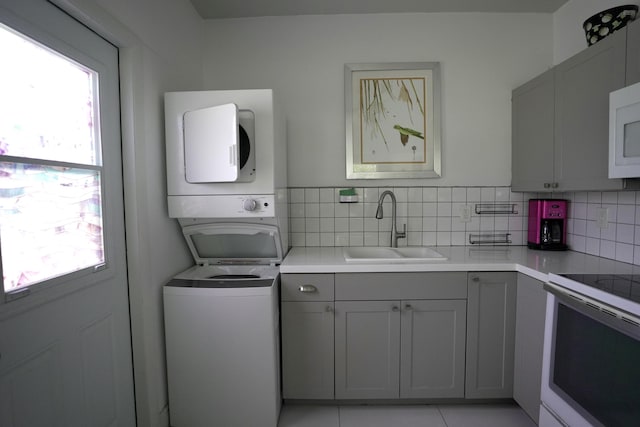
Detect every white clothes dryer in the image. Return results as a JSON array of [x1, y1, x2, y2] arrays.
[[163, 222, 282, 427]]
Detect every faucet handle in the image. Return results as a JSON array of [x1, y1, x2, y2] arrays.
[[398, 223, 407, 238]]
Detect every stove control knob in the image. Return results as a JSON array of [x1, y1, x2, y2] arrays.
[[243, 199, 257, 211]]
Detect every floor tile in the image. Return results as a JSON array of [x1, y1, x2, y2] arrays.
[[437, 403, 536, 427], [339, 405, 447, 427], [278, 405, 339, 427]]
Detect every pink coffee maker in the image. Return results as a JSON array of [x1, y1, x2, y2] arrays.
[[527, 199, 568, 250]]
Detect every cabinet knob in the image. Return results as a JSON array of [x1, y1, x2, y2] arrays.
[[551, 182, 559, 188], [404, 304, 413, 311], [392, 306, 400, 312], [472, 276, 480, 282], [298, 285, 318, 293], [325, 305, 333, 313], [544, 183, 551, 188]]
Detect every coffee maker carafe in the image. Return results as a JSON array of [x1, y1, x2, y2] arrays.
[[527, 199, 568, 250]]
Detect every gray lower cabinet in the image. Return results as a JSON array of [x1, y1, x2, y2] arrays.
[[334, 300, 400, 399], [281, 274, 335, 399], [334, 299, 467, 400], [465, 272, 517, 399], [281, 301, 334, 399], [334, 272, 468, 400], [513, 274, 548, 424], [400, 299, 467, 398]]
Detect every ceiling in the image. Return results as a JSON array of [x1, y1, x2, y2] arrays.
[[189, 0, 570, 19]]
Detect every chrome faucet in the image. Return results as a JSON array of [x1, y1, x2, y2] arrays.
[[375, 190, 407, 248]]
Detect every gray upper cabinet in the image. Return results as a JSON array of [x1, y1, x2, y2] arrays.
[[627, 19, 640, 85], [512, 69, 555, 191], [465, 272, 517, 399], [554, 28, 626, 191], [512, 28, 626, 192]]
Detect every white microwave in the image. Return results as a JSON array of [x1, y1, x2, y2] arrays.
[[609, 81, 640, 178]]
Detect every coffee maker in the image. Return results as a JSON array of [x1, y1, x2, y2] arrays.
[[527, 199, 568, 250]]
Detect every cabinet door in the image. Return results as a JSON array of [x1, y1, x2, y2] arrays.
[[400, 299, 466, 398], [466, 272, 517, 399], [335, 301, 400, 399], [513, 274, 548, 424], [511, 69, 555, 191], [627, 19, 640, 85], [281, 301, 334, 399], [554, 29, 626, 191]]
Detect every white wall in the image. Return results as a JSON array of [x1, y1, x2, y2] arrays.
[[202, 13, 553, 188], [52, 1, 203, 426], [554, 0, 640, 64]]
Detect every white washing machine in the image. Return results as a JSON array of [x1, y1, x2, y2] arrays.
[[163, 222, 283, 427]]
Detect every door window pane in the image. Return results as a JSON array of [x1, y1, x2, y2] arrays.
[[0, 24, 99, 165], [0, 24, 104, 295]]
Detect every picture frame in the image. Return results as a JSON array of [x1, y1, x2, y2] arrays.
[[345, 62, 442, 179]]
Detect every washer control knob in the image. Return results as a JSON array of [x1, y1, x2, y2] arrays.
[[243, 199, 257, 211]]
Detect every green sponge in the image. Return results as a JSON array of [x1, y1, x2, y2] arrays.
[[339, 188, 358, 203]]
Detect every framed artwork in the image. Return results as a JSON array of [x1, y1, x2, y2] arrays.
[[345, 62, 441, 179]]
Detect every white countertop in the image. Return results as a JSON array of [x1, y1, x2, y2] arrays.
[[280, 246, 639, 282]]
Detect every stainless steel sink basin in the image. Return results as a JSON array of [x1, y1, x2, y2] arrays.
[[343, 246, 447, 262]]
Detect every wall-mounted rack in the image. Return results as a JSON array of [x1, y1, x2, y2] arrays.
[[474, 203, 518, 215], [469, 233, 512, 245]]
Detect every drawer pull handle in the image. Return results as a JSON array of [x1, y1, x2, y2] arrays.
[[298, 285, 318, 293]]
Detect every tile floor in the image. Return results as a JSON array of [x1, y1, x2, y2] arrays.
[[278, 403, 536, 427]]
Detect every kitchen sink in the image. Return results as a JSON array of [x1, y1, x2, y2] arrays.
[[343, 246, 447, 262]]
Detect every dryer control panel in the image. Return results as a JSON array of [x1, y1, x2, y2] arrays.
[[168, 194, 276, 218]]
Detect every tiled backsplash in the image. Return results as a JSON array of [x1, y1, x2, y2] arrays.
[[563, 191, 640, 265], [288, 186, 531, 248], [288, 187, 640, 266]]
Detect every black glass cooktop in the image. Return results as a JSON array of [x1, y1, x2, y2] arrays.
[[561, 274, 640, 304]]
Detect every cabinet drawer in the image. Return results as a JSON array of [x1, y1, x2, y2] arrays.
[[335, 272, 467, 300], [281, 273, 334, 301]]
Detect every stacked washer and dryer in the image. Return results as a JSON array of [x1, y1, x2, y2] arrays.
[[162, 89, 288, 427]]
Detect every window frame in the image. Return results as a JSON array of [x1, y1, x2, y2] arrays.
[[0, 14, 120, 308]]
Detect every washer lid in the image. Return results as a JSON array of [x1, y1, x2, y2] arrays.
[[182, 222, 283, 265]]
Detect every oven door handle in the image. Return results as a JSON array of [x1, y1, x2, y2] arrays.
[[544, 282, 640, 339]]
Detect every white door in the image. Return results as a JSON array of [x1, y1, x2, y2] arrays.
[[0, 1, 135, 426]]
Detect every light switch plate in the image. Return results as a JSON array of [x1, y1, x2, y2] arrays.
[[459, 205, 472, 223]]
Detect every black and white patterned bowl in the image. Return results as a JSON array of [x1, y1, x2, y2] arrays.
[[583, 5, 638, 46]]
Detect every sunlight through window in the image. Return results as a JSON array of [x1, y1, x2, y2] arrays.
[[0, 24, 105, 293]]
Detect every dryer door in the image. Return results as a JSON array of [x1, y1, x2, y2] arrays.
[[183, 102, 239, 183]]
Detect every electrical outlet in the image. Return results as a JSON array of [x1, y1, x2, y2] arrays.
[[596, 207, 609, 229], [459, 205, 472, 223]]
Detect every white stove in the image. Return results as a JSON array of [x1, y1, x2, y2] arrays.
[[540, 273, 640, 427]]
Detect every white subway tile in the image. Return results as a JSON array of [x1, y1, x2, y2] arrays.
[[304, 188, 320, 203], [320, 188, 334, 203]]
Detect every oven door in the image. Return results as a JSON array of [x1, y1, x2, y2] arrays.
[[541, 283, 640, 427]]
